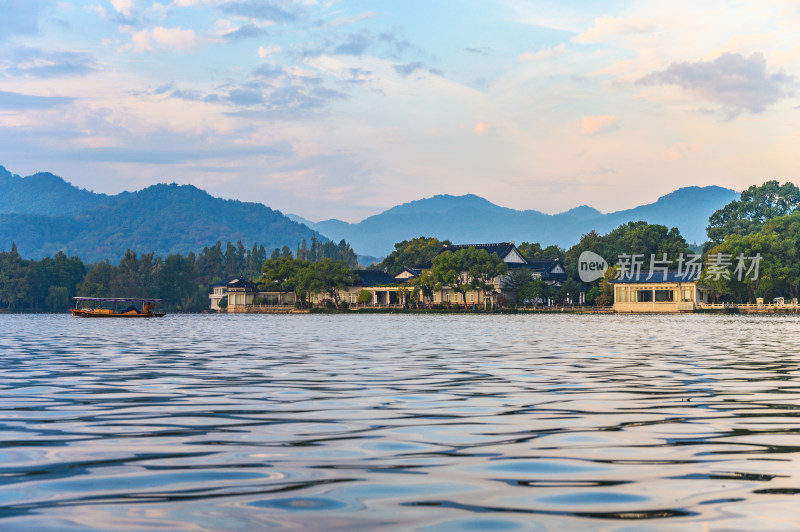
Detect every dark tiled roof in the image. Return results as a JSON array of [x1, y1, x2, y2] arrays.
[[212, 276, 242, 287], [213, 276, 257, 289], [227, 277, 257, 289], [507, 260, 566, 279], [354, 270, 401, 287], [610, 270, 702, 284], [526, 259, 561, 270], [440, 242, 520, 261]]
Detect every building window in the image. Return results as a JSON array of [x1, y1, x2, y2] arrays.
[[654, 289, 674, 302], [636, 290, 653, 302], [616, 288, 627, 302], [682, 288, 693, 302]]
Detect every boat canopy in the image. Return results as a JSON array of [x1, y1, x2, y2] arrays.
[[73, 297, 163, 302]]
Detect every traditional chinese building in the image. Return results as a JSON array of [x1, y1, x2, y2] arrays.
[[611, 271, 708, 312], [211, 242, 578, 311], [209, 277, 259, 312], [401, 242, 572, 306], [308, 270, 406, 306]]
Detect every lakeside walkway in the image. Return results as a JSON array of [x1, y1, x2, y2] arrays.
[[225, 305, 616, 314], [223, 303, 800, 314], [696, 302, 800, 313]]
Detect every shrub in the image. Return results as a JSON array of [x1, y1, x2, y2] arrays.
[[357, 289, 372, 304]]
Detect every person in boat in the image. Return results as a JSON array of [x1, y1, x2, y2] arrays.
[[122, 305, 139, 313], [143, 302, 154, 314]]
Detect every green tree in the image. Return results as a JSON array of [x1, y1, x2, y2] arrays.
[[466, 248, 508, 308], [517, 242, 542, 261], [297, 239, 309, 261], [155, 253, 200, 310], [585, 285, 600, 305], [197, 241, 224, 284], [503, 268, 534, 305], [557, 278, 581, 305], [594, 268, 616, 307], [707, 181, 800, 244], [0, 243, 31, 309], [32, 251, 87, 310], [45, 286, 69, 311], [516, 279, 551, 306], [430, 250, 471, 308], [224, 241, 239, 276], [704, 212, 800, 303], [564, 223, 689, 282], [519, 242, 565, 262], [109, 249, 149, 298], [429, 247, 506, 308], [357, 289, 372, 304], [380, 237, 448, 276], [407, 270, 437, 308], [396, 285, 412, 307], [78, 261, 115, 298], [269, 258, 356, 308], [334, 239, 358, 268], [260, 257, 307, 293], [311, 259, 357, 309]]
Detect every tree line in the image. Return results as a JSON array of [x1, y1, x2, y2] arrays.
[[258, 257, 357, 309], [2, 179, 798, 311], [256, 245, 511, 309], [290, 237, 358, 267], [0, 243, 86, 311], [375, 180, 800, 306], [0, 238, 358, 312], [569, 180, 800, 305], [373, 224, 687, 307], [702, 181, 800, 302]]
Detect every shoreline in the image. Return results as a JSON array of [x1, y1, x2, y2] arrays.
[[5, 306, 800, 315]]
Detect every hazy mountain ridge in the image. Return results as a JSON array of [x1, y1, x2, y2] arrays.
[[307, 186, 739, 256], [0, 165, 739, 262], [559, 205, 603, 221], [0, 169, 324, 262]]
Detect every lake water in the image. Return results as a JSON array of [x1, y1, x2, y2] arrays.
[[1, 313, 799, 531]]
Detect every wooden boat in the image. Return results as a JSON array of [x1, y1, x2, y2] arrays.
[[71, 297, 166, 318]]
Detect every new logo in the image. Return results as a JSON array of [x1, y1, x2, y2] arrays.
[[578, 251, 608, 282]]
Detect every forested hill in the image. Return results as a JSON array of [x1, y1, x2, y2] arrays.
[[0, 165, 108, 215], [0, 168, 323, 263]]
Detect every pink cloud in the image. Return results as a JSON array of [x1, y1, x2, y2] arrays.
[[576, 115, 621, 136]]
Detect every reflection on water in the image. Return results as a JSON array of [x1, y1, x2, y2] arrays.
[[1, 313, 799, 530]]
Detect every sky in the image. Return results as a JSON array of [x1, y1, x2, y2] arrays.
[[1, 0, 799, 222]]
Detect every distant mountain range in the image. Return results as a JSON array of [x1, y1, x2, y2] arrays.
[[0, 165, 323, 262], [292, 186, 740, 257], [1, 164, 740, 263]]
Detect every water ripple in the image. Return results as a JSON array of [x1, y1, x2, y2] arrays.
[[1, 313, 800, 530]]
